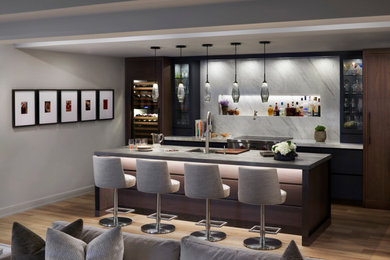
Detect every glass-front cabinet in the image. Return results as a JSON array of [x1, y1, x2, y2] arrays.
[[341, 56, 363, 143]]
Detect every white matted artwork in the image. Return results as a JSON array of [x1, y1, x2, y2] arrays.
[[80, 90, 97, 121], [38, 90, 58, 125], [98, 90, 114, 120], [60, 90, 78, 123], [12, 90, 36, 127]]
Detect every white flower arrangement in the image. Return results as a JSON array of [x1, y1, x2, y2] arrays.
[[272, 141, 297, 156]]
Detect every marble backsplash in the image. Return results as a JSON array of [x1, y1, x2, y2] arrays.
[[199, 56, 340, 142]]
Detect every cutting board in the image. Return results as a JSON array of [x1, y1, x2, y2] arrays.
[[215, 149, 249, 154]]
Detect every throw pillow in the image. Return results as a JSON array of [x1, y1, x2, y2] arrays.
[[281, 240, 304, 260], [11, 219, 83, 260], [45, 226, 124, 260]]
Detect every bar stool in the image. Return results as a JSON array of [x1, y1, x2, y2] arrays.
[[92, 155, 136, 227], [238, 167, 287, 250], [184, 163, 230, 242], [136, 159, 180, 234]]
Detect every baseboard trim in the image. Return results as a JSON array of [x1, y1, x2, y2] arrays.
[[0, 185, 94, 218]]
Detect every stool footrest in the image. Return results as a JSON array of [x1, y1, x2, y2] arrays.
[[147, 213, 177, 221], [196, 219, 227, 228], [105, 207, 135, 214], [248, 225, 281, 235]]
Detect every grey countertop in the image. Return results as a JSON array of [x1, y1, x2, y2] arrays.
[[95, 145, 331, 170], [164, 136, 363, 150]]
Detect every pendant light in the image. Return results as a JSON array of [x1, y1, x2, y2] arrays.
[[202, 44, 213, 102], [231, 42, 241, 103], [176, 45, 186, 103], [151, 46, 160, 102], [259, 41, 271, 103]]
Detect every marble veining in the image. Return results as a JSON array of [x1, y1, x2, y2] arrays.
[[200, 56, 340, 142]]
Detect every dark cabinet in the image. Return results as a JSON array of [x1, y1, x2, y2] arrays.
[[172, 60, 200, 136], [340, 55, 363, 144]]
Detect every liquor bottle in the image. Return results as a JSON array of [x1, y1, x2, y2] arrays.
[[280, 102, 285, 116], [274, 103, 280, 116], [291, 101, 295, 116], [296, 101, 300, 115], [308, 96, 312, 116], [302, 96, 309, 116], [267, 105, 274, 116], [317, 98, 321, 117], [313, 97, 318, 116], [286, 103, 290, 116]]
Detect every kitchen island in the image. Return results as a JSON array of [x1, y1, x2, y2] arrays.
[[94, 145, 331, 246]]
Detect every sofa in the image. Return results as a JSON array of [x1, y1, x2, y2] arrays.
[[50, 221, 320, 260]]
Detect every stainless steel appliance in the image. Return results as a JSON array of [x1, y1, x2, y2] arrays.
[[227, 136, 292, 150]]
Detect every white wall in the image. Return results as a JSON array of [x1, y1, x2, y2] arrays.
[[0, 45, 125, 217]]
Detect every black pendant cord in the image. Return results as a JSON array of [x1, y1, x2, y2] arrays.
[[263, 43, 266, 83], [234, 44, 237, 83], [206, 46, 209, 83], [154, 48, 157, 83]]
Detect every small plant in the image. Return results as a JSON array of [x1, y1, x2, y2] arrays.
[[218, 100, 229, 107], [315, 125, 326, 131], [272, 141, 297, 156]]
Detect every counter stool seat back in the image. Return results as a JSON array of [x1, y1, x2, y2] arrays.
[[136, 159, 177, 194], [92, 155, 136, 227], [184, 163, 226, 200], [238, 167, 287, 251], [136, 159, 180, 234], [238, 168, 286, 206]]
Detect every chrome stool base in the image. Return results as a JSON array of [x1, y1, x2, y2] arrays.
[[243, 237, 282, 250], [190, 230, 226, 242], [99, 217, 132, 227], [141, 223, 176, 234]]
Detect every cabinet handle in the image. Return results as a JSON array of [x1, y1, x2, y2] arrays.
[[368, 112, 371, 145]]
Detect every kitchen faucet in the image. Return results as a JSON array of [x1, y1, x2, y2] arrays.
[[205, 111, 212, 153]]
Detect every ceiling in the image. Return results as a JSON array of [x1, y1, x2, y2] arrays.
[[14, 18, 390, 57]]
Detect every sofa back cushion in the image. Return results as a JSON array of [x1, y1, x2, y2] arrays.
[[52, 221, 180, 260]]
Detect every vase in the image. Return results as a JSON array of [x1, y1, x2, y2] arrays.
[[221, 106, 228, 115], [314, 131, 326, 142], [274, 152, 296, 161]]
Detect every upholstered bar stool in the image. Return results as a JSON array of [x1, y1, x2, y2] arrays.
[[136, 159, 180, 234], [184, 163, 230, 242], [93, 155, 136, 227], [238, 167, 287, 250]]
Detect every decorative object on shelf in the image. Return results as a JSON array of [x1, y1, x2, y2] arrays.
[[219, 100, 229, 115], [231, 42, 241, 103], [98, 89, 114, 120], [12, 89, 37, 127], [80, 89, 97, 122], [176, 45, 186, 103], [272, 141, 297, 161], [151, 46, 160, 103], [259, 41, 271, 103], [314, 125, 327, 142], [202, 43, 213, 102], [60, 89, 79, 123], [38, 89, 58, 125]]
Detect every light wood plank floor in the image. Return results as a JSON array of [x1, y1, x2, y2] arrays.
[[0, 193, 389, 260]]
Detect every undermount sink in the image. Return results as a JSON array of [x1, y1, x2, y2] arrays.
[[186, 148, 219, 153]]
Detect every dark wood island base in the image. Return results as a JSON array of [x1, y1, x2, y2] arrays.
[[94, 146, 331, 246]]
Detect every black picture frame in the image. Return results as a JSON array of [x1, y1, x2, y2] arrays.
[[98, 89, 115, 120], [59, 89, 79, 123], [79, 89, 97, 122], [12, 89, 37, 127], [37, 89, 58, 125]]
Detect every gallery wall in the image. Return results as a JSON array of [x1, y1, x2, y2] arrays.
[[0, 45, 125, 217]]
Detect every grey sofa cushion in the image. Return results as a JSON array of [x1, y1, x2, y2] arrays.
[[45, 226, 123, 260], [12, 219, 83, 260], [180, 236, 281, 260], [52, 221, 181, 260]]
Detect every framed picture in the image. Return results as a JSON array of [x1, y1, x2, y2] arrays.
[[12, 90, 37, 127], [38, 90, 58, 125], [80, 90, 97, 121], [98, 89, 114, 120], [60, 90, 79, 123]]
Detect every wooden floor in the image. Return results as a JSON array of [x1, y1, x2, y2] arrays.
[[0, 193, 389, 260]]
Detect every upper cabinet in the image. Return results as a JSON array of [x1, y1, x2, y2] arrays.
[[340, 55, 363, 144], [172, 60, 200, 136]]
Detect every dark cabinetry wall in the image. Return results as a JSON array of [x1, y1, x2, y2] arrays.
[[363, 49, 390, 209], [125, 57, 172, 141]]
